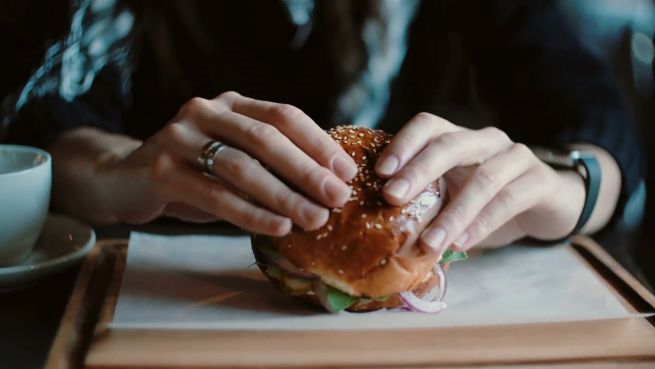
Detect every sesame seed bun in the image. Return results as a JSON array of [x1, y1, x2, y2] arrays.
[[251, 125, 446, 311]]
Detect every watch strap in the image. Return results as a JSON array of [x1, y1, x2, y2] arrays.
[[571, 153, 601, 233]]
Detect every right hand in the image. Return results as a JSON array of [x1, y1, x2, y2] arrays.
[[96, 91, 357, 235]]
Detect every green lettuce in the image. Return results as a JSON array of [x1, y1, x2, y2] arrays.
[[440, 249, 468, 264], [325, 285, 359, 312]]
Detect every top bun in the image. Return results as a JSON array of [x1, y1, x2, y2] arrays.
[[252, 126, 446, 299]]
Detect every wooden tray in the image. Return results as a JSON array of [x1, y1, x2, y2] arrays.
[[44, 236, 655, 369]]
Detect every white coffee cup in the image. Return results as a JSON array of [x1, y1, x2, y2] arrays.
[[0, 145, 51, 266]]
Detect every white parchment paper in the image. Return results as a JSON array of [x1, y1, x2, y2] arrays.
[[111, 232, 638, 330]]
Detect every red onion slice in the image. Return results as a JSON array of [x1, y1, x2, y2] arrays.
[[398, 262, 447, 313]]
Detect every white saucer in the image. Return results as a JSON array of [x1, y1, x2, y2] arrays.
[[0, 213, 96, 292]]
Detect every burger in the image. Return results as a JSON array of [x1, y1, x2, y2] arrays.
[[251, 126, 466, 313]]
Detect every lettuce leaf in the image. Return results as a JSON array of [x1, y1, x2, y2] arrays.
[[325, 285, 358, 312], [265, 265, 282, 280], [440, 249, 468, 265]]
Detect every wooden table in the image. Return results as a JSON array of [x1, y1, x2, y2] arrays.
[[43, 230, 655, 368]]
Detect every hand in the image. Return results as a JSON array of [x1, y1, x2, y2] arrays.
[[374, 113, 586, 256], [95, 92, 357, 235]]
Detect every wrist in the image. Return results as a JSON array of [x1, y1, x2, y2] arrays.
[[51, 128, 141, 225], [552, 168, 586, 237]]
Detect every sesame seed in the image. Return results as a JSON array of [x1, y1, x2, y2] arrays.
[[380, 259, 387, 265], [361, 214, 367, 218], [288, 244, 292, 248], [338, 269, 344, 274], [341, 245, 348, 250], [374, 223, 382, 229], [327, 225, 333, 231]]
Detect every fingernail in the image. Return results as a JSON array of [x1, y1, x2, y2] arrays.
[[453, 231, 469, 249], [271, 217, 292, 236], [421, 227, 447, 253], [384, 178, 410, 200], [377, 155, 399, 176], [333, 155, 358, 181], [301, 205, 329, 230], [324, 177, 351, 204]]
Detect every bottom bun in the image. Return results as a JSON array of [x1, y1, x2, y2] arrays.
[[253, 244, 440, 312]]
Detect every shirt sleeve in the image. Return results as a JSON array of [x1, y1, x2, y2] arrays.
[[466, 0, 645, 227], [2, 0, 136, 149], [4, 64, 128, 149]]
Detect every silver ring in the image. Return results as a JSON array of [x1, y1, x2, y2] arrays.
[[198, 140, 228, 176]]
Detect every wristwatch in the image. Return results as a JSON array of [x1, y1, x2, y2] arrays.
[[532, 147, 602, 235]]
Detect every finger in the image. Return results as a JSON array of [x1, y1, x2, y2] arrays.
[[419, 143, 533, 256], [376, 112, 458, 177], [212, 146, 329, 231], [155, 160, 292, 236], [157, 117, 333, 229], [197, 110, 352, 208], [451, 167, 549, 251], [383, 126, 513, 205], [218, 91, 358, 181], [163, 202, 220, 223], [157, 121, 211, 165]]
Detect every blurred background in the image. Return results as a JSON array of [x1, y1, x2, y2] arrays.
[[0, 0, 654, 287], [558, 0, 655, 289]]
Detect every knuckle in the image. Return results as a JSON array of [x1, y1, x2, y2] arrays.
[[160, 123, 186, 144], [217, 90, 240, 101], [179, 97, 211, 116], [472, 213, 492, 236], [484, 126, 511, 143], [150, 153, 174, 183], [512, 142, 531, 157], [205, 184, 228, 209], [436, 131, 463, 149], [497, 187, 519, 209], [473, 166, 497, 189], [214, 91, 241, 107], [245, 123, 280, 145], [415, 112, 436, 123], [273, 188, 299, 212], [310, 136, 337, 161], [415, 112, 453, 129], [389, 135, 413, 151], [236, 209, 259, 229], [442, 205, 465, 225], [402, 161, 429, 183], [300, 162, 330, 186], [269, 103, 303, 124], [222, 153, 255, 183], [238, 209, 273, 232]]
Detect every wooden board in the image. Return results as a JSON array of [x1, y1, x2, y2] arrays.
[[45, 236, 655, 369]]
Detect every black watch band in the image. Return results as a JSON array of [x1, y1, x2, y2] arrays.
[[570, 152, 601, 234], [532, 148, 602, 236]]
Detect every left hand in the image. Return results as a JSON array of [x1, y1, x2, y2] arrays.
[[374, 113, 586, 257]]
